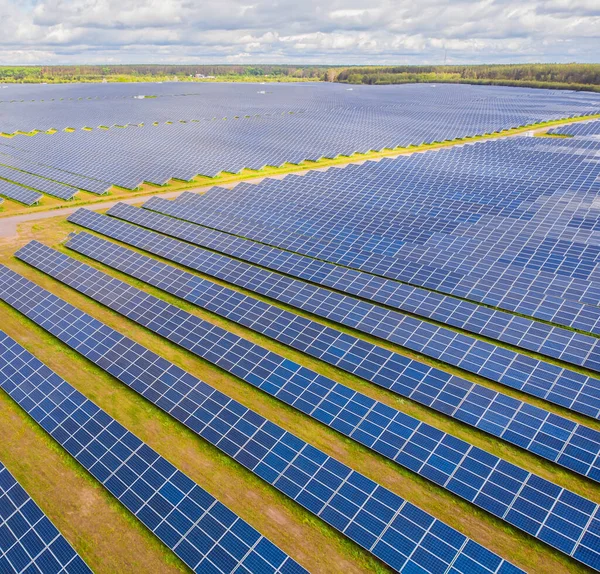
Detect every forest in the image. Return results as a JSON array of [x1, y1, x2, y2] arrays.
[[330, 64, 600, 92]]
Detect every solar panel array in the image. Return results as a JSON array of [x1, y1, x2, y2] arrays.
[[67, 207, 600, 422], [2, 82, 600, 573], [0, 327, 307, 574], [113, 199, 600, 372], [549, 119, 600, 138], [0, 153, 111, 195], [149, 136, 600, 337], [0, 178, 41, 205], [16, 239, 600, 486], [0, 83, 597, 190], [0, 456, 91, 573], [0, 266, 526, 574], [1, 83, 598, 136]]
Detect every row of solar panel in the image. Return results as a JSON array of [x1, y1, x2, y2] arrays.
[[123, 198, 600, 361], [0, 458, 91, 573], [68, 207, 600, 424], [0, 178, 42, 205], [101, 202, 600, 417], [8, 241, 600, 574], [3, 83, 598, 136], [0, 272, 523, 574], [158, 137, 600, 336], [0, 329, 307, 574]]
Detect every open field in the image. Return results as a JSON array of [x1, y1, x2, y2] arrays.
[[2, 82, 600, 574]]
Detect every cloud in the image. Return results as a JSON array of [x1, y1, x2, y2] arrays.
[[0, 0, 597, 64]]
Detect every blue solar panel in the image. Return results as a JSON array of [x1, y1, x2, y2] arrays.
[[118, 199, 600, 371], [0, 275, 525, 574], [8, 242, 598, 572], [148, 136, 600, 336], [0, 458, 91, 573], [59, 228, 600, 483], [67, 207, 600, 422], [0, 330, 306, 574], [0, 178, 42, 205]]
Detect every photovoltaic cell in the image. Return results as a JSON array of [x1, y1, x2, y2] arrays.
[[68, 207, 600, 422], [0, 329, 306, 574], [0, 275, 524, 574], [0, 458, 91, 573], [118, 199, 600, 374], [0, 179, 42, 205]]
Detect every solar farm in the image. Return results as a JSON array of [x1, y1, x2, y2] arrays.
[[1, 82, 600, 574]]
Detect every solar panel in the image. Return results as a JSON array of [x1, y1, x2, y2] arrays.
[[149, 137, 600, 336], [0, 273, 525, 574], [0, 458, 91, 573], [0, 179, 42, 205], [133, 197, 600, 367], [0, 164, 77, 200], [0, 330, 306, 574], [67, 208, 600, 422], [9, 242, 598, 572]]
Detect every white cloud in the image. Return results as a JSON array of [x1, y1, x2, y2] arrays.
[[0, 0, 597, 64]]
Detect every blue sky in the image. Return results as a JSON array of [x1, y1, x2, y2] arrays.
[[0, 0, 598, 65]]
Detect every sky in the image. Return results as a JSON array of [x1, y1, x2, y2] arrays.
[[0, 0, 598, 65]]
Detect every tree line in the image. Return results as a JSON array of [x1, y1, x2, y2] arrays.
[[1, 64, 599, 92], [328, 64, 600, 92]]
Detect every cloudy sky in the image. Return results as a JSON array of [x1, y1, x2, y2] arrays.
[[0, 0, 598, 65]]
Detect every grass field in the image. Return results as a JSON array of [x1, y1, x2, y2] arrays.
[[1, 211, 599, 573]]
